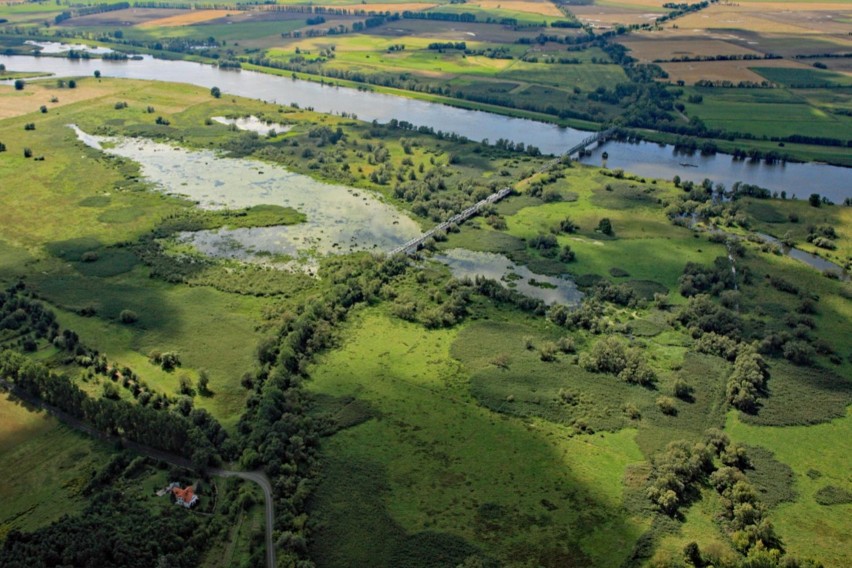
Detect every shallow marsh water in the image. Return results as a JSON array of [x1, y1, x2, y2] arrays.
[[435, 248, 583, 306], [70, 125, 422, 266], [211, 116, 292, 135]]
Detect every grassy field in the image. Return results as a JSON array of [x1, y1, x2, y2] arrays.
[[0, 394, 112, 536], [681, 85, 852, 139], [727, 410, 852, 567], [307, 309, 649, 567]]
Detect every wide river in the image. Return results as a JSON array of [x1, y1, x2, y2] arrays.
[[1, 54, 849, 202]]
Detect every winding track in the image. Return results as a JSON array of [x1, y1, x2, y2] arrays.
[[0, 379, 277, 568]]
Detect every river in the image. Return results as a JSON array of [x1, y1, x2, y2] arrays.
[[1, 53, 849, 202]]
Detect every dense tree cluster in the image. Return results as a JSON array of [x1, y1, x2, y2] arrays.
[[0, 490, 207, 568], [725, 345, 769, 413], [0, 350, 228, 467], [579, 336, 656, 385], [675, 294, 742, 339], [679, 257, 738, 297]]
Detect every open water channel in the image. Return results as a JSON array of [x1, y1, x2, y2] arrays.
[[1, 53, 850, 202]]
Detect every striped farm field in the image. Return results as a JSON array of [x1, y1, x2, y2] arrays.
[[137, 9, 239, 28], [659, 59, 811, 85]]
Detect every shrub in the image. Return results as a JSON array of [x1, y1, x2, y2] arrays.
[[539, 342, 558, 362], [623, 403, 641, 420], [814, 485, 852, 506], [119, 309, 138, 324], [673, 379, 694, 401], [782, 340, 816, 366], [657, 396, 678, 415]]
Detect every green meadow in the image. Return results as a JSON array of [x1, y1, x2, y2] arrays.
[[0, 395, 112, 536]]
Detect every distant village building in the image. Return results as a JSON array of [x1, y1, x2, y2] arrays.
[[169, 483, 199, 508]]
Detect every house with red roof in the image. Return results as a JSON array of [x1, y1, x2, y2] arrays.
[[171, 483, 199, 509]]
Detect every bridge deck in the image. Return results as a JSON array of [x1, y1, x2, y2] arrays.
[[390, 127, 614, 256]]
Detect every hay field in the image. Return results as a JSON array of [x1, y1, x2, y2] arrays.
[[660, 58, 810, 84], [619, 36, 762, 62], [137, 9, 239, 28]]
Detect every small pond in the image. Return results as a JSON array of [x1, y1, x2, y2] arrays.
[[211, 116, 292, 135], [25, 41, 114, 55], [434, 248, 582, 306]]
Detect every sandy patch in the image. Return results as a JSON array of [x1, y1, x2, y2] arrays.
[[137, 9, 240, 28]]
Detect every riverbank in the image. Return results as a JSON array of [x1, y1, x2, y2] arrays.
[[3, 37, 849, 168]]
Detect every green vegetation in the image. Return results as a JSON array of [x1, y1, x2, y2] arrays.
[[0, 57, 849, 568]]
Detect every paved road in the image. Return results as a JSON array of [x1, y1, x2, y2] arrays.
[[212, 469, 276, 568], [0, 379, 277, 568]]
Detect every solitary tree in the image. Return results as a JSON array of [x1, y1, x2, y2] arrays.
[[14, 79, 24, 91], [94, 70, 101, 78], [178, 374, 193, 395], [210, 86, 221, 98], [808, 193, 821, 208], [597, 218, 613, 236], [198, 369, 211, 395]]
